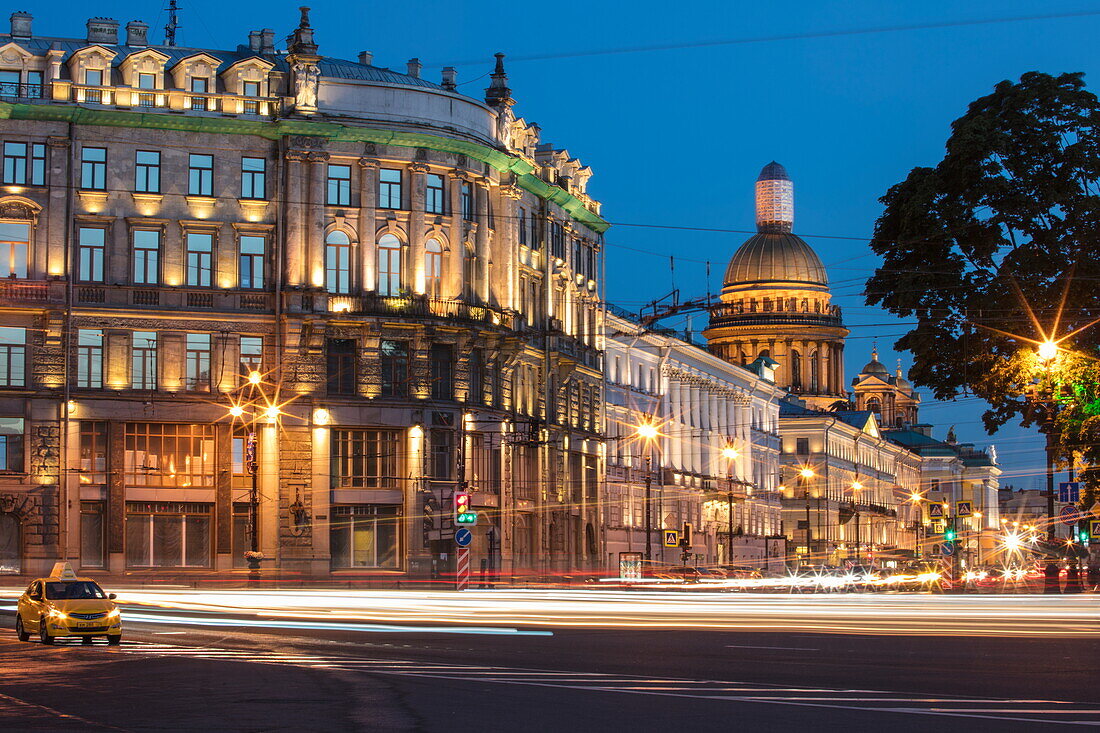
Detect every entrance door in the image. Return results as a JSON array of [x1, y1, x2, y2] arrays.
[[0, 513, 20, 574]]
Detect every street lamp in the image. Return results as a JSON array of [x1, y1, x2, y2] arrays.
[[226, 369, 285, 581], [850, 480, 863, 562], [798, 467, 815, 564], [1032, 342, 1060, 542], [909, 492, 924, 559], [634, 418, 661, 562], [721, 446, 740, 566]]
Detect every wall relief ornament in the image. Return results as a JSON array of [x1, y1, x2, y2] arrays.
[[292, 61, 319, 111]]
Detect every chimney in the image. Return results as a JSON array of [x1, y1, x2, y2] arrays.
[[125, 20, 148, 47], [248, 30, 262, 53], [9, 11, 32, 39], [260, 28, 275, 54], [406, 58, 421, 78], [441, 66, 457, 91], [357, 50, 372, 66], [86, 17, 118, 44]]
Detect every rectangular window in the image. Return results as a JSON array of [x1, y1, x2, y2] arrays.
[[26, 71, 42, 97], [78, 422, 108, 486], [430, 428, 454, 479], [331, 430, 400, 488], [185, 333, 211, 391], [0, 221, 27, 278], [76, 329, 103, 388], [85, 69, 102, 86], [242, 81, 259, 97], [0, 416, 24, 471], [327, 164, 351, 206], [326, 338, 358, 396], [190, 77, 208, 93], [76, 227, 105, 282], [0, 70, 18, 96], [3, 142, 25, 184], [124, 502, 211, 568], [461, 182, 474, 221], [529, 211, 540, 250], [378, 168, 402, 209], [0, 327, 25, 388], [240, 157, 266, 199], [185, 231, 213, 287], [131, 331, 157, 390], [134, 150, 160, 193], [551, 222, 565, 258], [425, 173, 445, 214], [81, 147, 106, 190], [80, 501, 106, 568], [132, 229, 160, 285], [330, 505, 399, 569], [238, 235, 264, 289], [239, 336, 263, 380], [379, 340, 409, 398], [468, 348, 484, 406], [188, 154, 213, 196], [123, 424, 215, 489], [137, 73, 156, 90], [518, 207, 527, 246], [796, 438, 809, 456], [29, 143, 43, 185], [430, 343, 453, 401]]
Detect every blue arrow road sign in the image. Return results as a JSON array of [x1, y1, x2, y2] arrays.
[[941, 542, 955, 556], [455, 528, 472, 547], [1059, 481, 1080, 503]]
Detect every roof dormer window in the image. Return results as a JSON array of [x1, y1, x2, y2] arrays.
[[85, 69, 102, 86], [137, 73, 155, 90], [190, 77, 208, 93]]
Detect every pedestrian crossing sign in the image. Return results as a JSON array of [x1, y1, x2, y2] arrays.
[[1091, 519, 1100, 540], [932, 521, 944, 534], [929, 504, 944, 519], [955, 500, 973, 517], [663, 530, 680, 547]]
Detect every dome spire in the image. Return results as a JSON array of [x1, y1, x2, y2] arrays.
[[755, 161, 793, 233]]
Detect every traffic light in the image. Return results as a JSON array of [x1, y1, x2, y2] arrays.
[[944, 526, 957, 543], [454, 492, 476, 525]]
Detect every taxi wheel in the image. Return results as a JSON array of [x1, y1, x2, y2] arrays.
[[107, 634, 121, 646], [15, 615, 29, 642], [39, 620, 54, 645]]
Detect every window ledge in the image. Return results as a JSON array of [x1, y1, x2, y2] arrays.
[[238, 198, 268, 222], [77, 189, 109, 213], [131, 192, 163, 216], [185, 195, 217, 218]]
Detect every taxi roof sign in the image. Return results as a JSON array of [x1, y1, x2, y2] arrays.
[[49, 562, 78, 580]]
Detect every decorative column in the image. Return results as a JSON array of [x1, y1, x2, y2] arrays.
[[284, 150, 308, 287], [408, 162, 428, 294], [307, 151, 329, 289], [358, 157, 379, 291]]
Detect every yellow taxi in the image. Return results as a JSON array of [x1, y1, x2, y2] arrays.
[[15, 563, 122, 645]]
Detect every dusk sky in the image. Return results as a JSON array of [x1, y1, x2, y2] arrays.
[[26, 0, 1100, 487]]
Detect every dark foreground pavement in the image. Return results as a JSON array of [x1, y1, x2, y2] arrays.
[[1, 612, 1098, 732]]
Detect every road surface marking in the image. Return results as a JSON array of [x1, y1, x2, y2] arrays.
[[108, 640, 1100, 726], [725, 644, 818, 650]]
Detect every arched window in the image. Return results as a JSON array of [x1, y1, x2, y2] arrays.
[[424, 238, 443, 298], [866, 396, 882, 414], [376, 233, 402, 296], [790, 350, 802, 389], [324, 230, 352, 294], [809, 350, 820, 392]]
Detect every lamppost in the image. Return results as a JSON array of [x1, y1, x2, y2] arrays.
[[850, 479, 863, 563], [799, 467, 815, 564], [909, 492, 924, 559], [635, 419, 660, 563], [721, 445, 740, 566], [1033, 340, 1060, 543], [226, 369, 282, 582]]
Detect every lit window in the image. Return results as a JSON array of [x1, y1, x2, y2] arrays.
[[424, 238, 442, 297], [0, 221, 29, 278], [324, 230, 352, 294], [185, 333, 211, 391], [131, 331, 157, 390]]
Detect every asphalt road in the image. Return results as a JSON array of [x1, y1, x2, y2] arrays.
[[1, 595, 1099, 732]]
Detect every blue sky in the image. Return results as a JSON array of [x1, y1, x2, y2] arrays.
[[29, 0, 1100, 486]]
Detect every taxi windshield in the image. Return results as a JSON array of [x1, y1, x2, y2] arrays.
[[44, 581, 106, 600]]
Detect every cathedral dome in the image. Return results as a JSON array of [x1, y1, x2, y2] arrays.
[[860, 349, 890, 376], [724, 231, 828, 287]]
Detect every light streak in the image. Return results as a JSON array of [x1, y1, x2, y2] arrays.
[[3, 587, 1096, 638]]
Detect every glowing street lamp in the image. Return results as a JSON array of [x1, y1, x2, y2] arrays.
[[1037, 340, 1058, 362], [634, 418, 660, 562], [720, 444, 741, 567], [798, 467, 816, 562]]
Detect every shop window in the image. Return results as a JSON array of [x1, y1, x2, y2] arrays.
[[330, 505, 399, 568], [124, 502, 211, 567]]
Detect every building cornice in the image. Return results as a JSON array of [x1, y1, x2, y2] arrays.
[[0, 101, 609, 235]]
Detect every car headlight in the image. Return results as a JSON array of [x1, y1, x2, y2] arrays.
[[47, 608, 66, 620], [107, 608, 120, 618]]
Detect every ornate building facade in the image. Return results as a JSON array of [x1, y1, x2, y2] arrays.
[[604, 311, 784, 571], [0, 11, 605, 578]]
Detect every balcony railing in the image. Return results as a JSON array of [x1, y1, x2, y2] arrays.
[[0, 279, 57, 303], [0, 82, 44, 100], [321, 292, 514, 327], [66, 84, 279, 116]]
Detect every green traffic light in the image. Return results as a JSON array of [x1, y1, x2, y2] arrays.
[[944, 529, 956, 542], [455, 511, 477, 525]]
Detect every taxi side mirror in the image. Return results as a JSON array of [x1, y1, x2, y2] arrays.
[[108, 593, 116, 600]]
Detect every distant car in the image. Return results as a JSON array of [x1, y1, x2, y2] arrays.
[[665, 566, 704, 583], [725, 566, 763, 580], [16, 563, 122, 645]]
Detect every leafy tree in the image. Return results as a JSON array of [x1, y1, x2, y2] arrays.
[[865, 71, 1100, 507]]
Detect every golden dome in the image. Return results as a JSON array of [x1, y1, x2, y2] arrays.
[[723, 231, 828, 287]]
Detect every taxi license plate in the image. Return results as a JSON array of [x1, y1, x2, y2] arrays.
[[77, 622, 95, 628]]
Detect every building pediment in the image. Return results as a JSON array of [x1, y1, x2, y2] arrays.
[[0, 42, 33, 63]]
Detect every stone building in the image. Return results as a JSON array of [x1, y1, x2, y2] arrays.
[[603, 311, 785, 571], [0, 11, 606, 578]]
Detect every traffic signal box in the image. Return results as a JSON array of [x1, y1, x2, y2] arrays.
[[942, 519, 956, 554], [454, 492, 476, 525]]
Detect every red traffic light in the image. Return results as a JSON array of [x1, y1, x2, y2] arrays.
[[454, 492, 470, 512]]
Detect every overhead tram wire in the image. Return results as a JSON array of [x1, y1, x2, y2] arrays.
[[438, 10, 1100, 66]]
